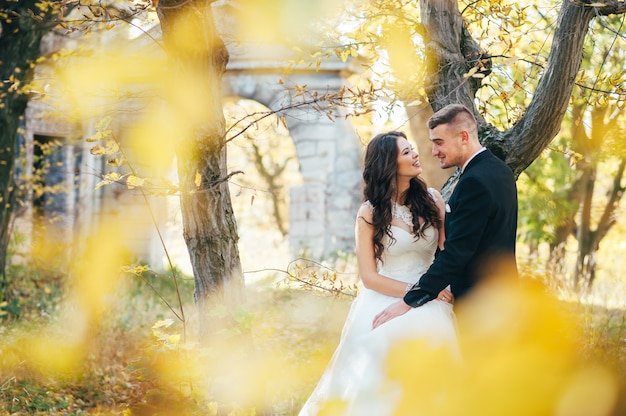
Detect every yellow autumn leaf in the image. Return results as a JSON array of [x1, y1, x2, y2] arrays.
[[464, 66, 479, 78], [95, 116, 112, 131], [339, 48, 350, 62], [106, 158, 123, 167], [152, 319, 174, 329], [90, 145, 105, 155], [121, 264, 150, 275], [95, 171, 121, 190], [103, 139, 119, 155], [501, 56, 520, 66], [85, 131, 104, 142], [294, 84, 307, 96], [194, 171, 202, 188], [126, 175, 145, 189]]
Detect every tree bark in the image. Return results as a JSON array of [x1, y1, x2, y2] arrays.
[[156, 0, 245, 340], [420, 0, 625, 188], [0, 2, 59, 284], [574, 155, 625, 291], [505, 1, 596, 175], [420, 0, 489, 116], [543, 101, 625, 291]]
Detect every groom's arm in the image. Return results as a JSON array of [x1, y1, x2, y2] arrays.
[[403, 176, 490, 307]]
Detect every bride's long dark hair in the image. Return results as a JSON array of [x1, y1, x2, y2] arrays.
[[362, 131, 441, 262]]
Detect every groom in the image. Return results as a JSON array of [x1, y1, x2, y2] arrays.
[[373, 103, 518, 328]]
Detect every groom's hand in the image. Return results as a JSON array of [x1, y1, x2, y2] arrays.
[[372, 300, 411, 329]]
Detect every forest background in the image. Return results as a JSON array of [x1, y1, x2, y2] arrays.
[[1, 0, 625, 415]]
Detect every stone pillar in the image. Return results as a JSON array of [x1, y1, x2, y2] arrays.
[[284, 85, 362, 259], [217, 0, 365, 260], [289, 183, 326, 258]]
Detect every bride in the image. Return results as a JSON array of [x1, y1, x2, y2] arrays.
[[298, 131, 459, 415]]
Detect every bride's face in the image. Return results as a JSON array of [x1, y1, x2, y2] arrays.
[[396, 137, 422, 178]]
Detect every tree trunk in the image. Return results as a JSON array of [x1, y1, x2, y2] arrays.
[[543, 101, 626, 292], [504, 1, 596, 176], [577, 159, 626, 291], [419, 0, 623, 181], [248, 140, 288, 236], [0, 3, 59, 284], [420, 0, 489, 114], [574, 163, 596, 288], [156, 0, 245, 341]]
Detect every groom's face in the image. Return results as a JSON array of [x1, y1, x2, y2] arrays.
[[429, 123, 463, 169]]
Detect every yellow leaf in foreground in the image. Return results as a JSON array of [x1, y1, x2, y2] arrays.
[[126, 175, 145, 189], [90, 145, 105, 155], [464, 66, 479, 78], [385, 278, 619, 416], [152, 319, 175, 329]]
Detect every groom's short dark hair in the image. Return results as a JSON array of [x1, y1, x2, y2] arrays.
[[428, 104, 476, 130]]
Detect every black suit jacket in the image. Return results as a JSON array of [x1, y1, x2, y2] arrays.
[[404, 149, 518, 307]]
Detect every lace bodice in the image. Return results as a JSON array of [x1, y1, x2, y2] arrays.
[[363, 189, 440, 285], [391, 202, 413, 228], [379, 225, 438, 284]]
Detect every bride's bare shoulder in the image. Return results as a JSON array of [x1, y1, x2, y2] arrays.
[[357, 201, 374, 222]]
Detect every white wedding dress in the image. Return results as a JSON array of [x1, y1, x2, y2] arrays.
[[299, 199, 459, 416]]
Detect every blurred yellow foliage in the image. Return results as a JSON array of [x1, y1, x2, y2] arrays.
[[0, 219, 134, 379], [58, 53, 166, 120], [234, 0, 339, 45], [69, 220, 128, 330], [383, 22, 421, 84], [124, 109, 176, 175], [380, 278, 619, 416]]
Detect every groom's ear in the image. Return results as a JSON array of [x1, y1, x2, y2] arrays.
[[459, 130, 470, 143]]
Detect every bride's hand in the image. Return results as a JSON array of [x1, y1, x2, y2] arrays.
[[437, 288, 454, 304], [373, 300, 411, 329]]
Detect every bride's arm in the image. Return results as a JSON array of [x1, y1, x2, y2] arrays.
[[355, 204, 410, 297]]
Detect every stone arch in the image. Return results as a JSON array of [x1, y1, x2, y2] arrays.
[[211, 1, 365, 259], [222, 65, 363, 259]]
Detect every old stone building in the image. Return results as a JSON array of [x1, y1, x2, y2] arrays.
[[17, 3, 364, 274]]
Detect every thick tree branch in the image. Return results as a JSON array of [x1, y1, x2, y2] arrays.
[[505, 1, 596, 176], [420, 0, 510, 164], [587, 0, 626, 16], [420, 0, 489, 115]]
